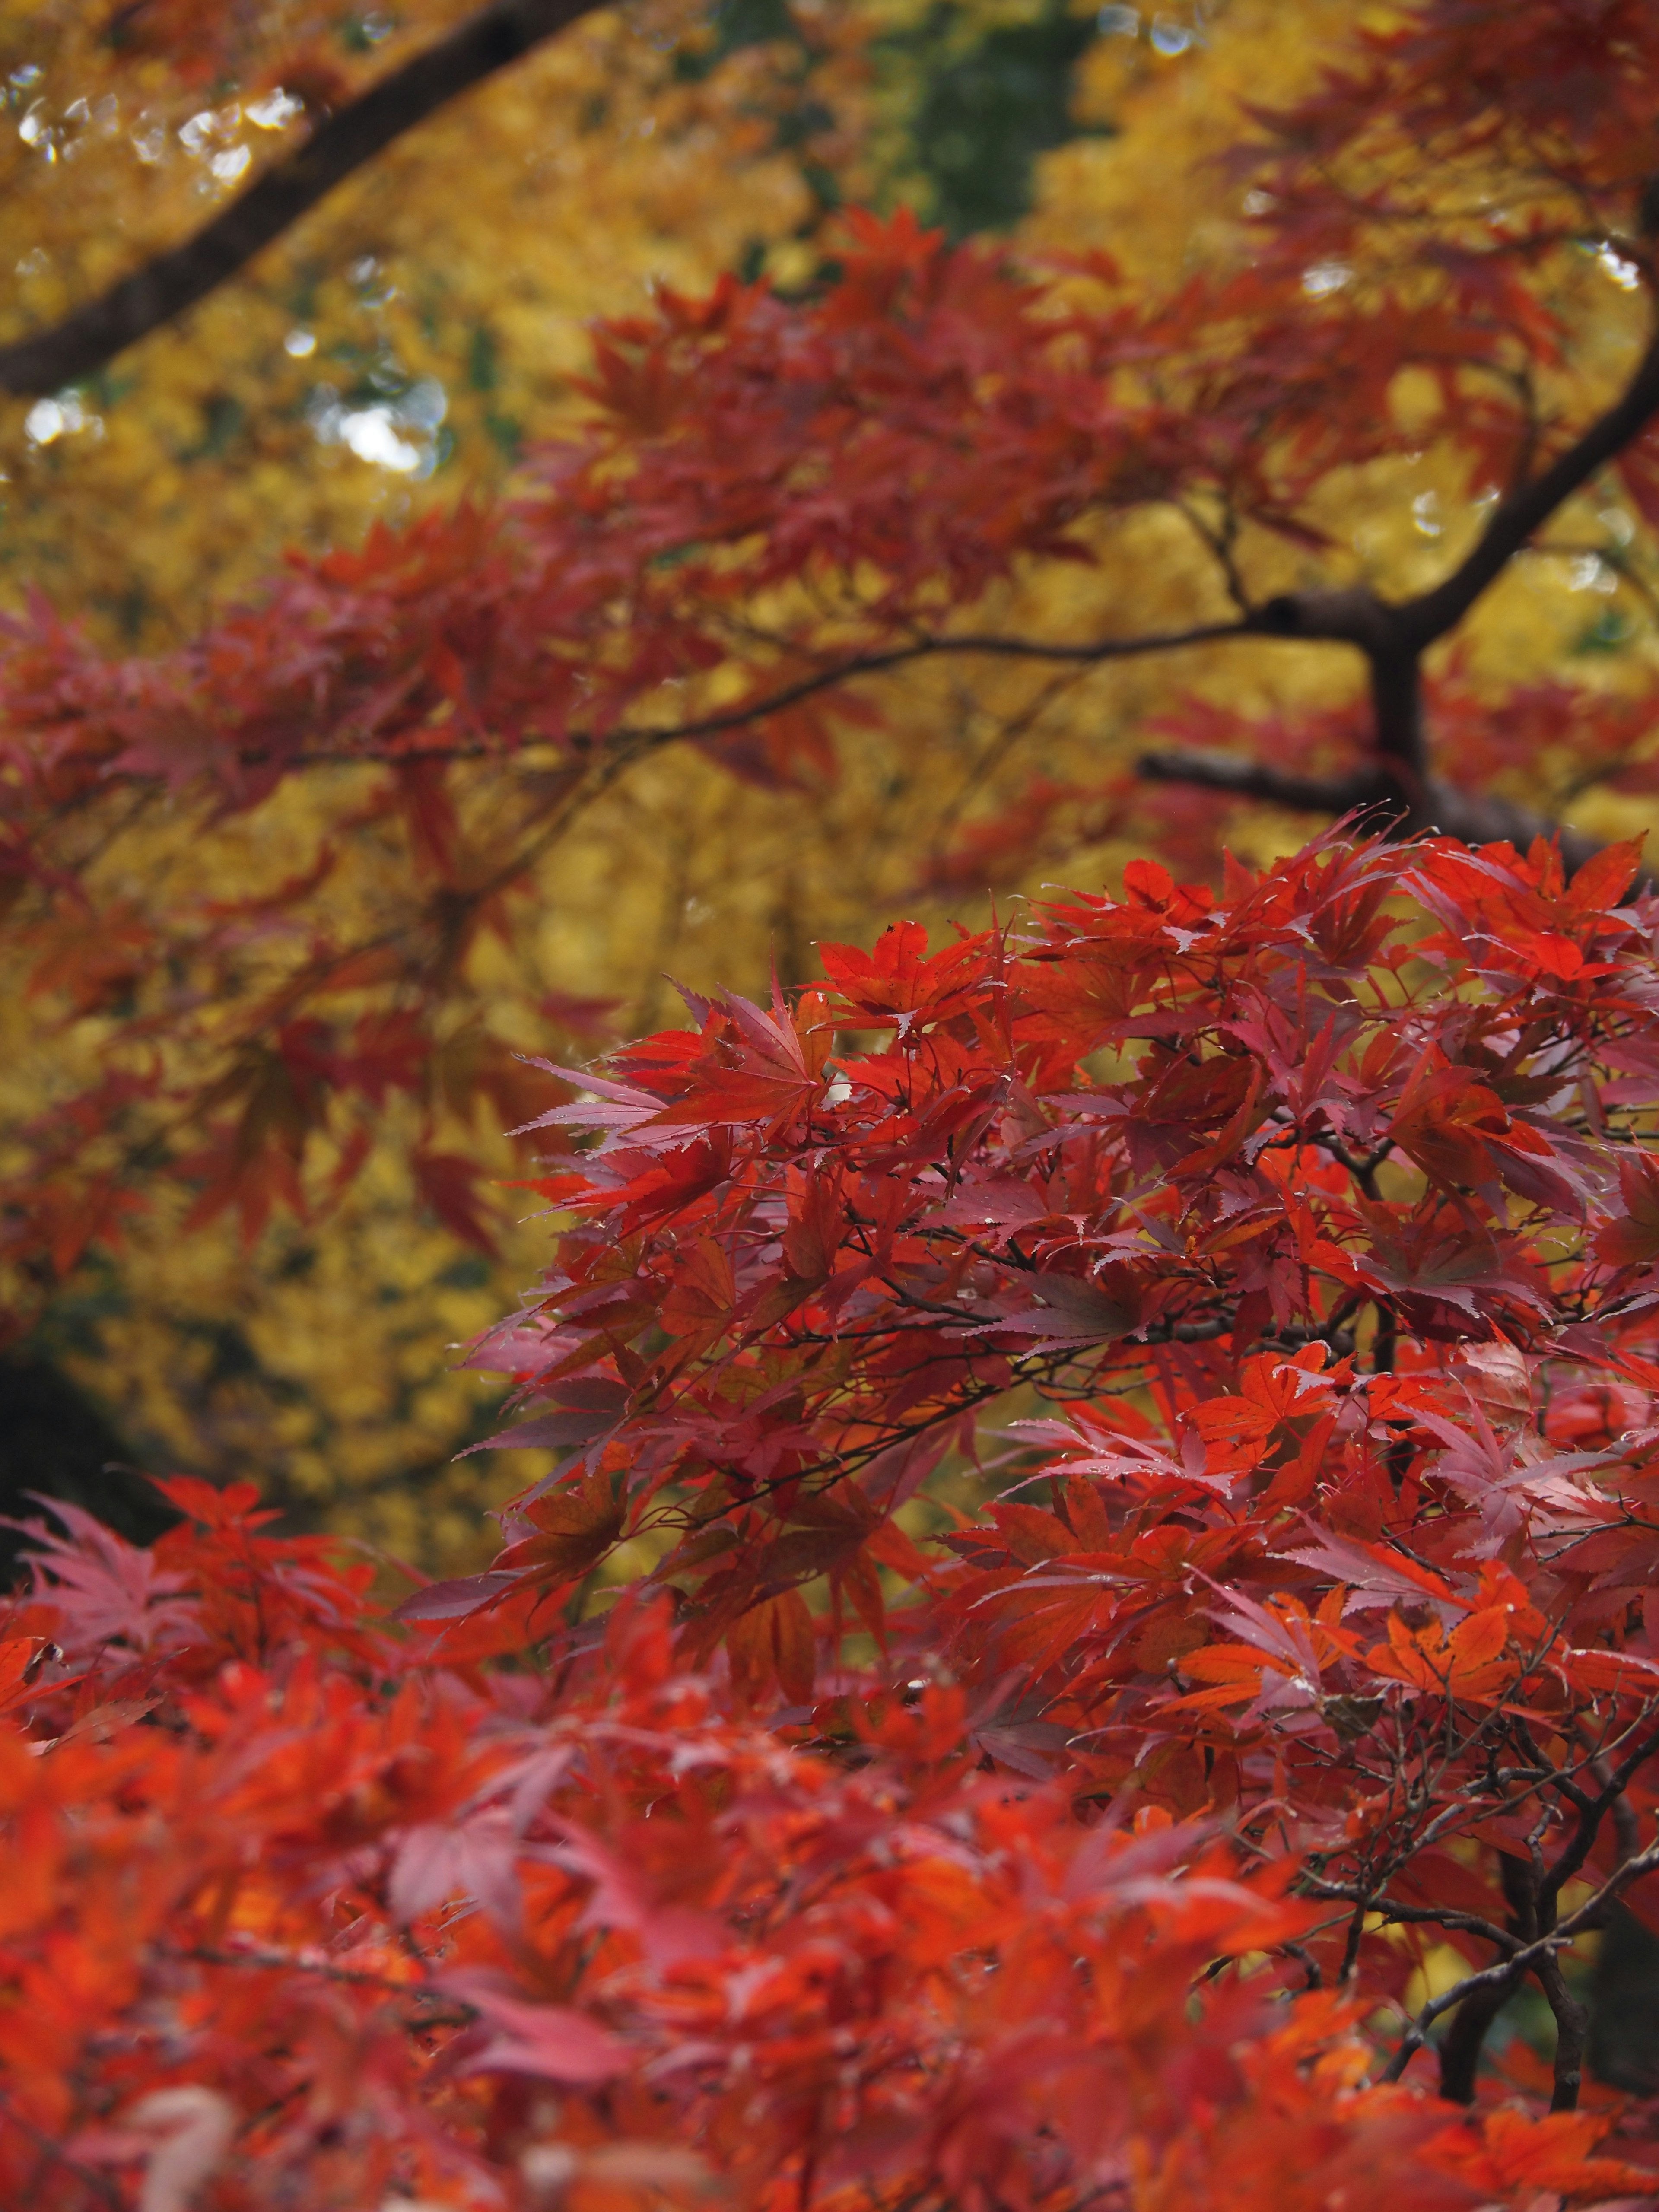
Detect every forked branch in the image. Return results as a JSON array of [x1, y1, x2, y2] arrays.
[[1385, 1833, 1659, 2100], [1140, 313, 1659, 860], [1398, 329, 1659, 649], [1137, 752, 1620, 874]]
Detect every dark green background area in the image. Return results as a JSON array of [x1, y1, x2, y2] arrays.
[[695, 0, 1107, 236], [887, 0, 1102, 235]]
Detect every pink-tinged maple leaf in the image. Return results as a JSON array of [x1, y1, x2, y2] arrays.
[[1409, 1401, 1615, 1555], [1273, 1525, 1469, 1626], [440, 1977, 631, 2086], [975, 1266, 1144, 1352], [1193, 1577, 1334, 1723], [1313, 1204, 1551, 1333], [390, 1569, 520, 1623], [510, 1060, 663, 1144], [387, 1808, 523, 1931], [1020, 1415, 1230, 1498], [646, 988, 828, 1135], [8, 1497, 198, 1658]]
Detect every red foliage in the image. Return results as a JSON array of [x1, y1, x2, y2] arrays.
[[11, 7, 1659, 2193], [10, 829, 1659, 2202]]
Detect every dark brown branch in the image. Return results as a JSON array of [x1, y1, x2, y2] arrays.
[[1399, 328, 1659, 649], [1241, 593, 1428, 785], [1413, 777, 1619, 880], [143, 622, 1255, 779], [1383, 1832, 1659, 2086], [0, 0, 602, 397], [1138, 748, 1633, 881], [11, 64, 1656, 876], [1166, 317, 1659, 843], [1438, 1971, 1521, 2103], [1436, 1865, 1526, 2067], [1538, 1944, 1592, 2112], [1136, 748, 1370, 814], [1242, 327, 1659, 670], [175, 1940, 474, 2015], [655, 324, 1659, 871], [0, 2094, 124, 2209], [1251, 588, 1398, 651], [617, 620, 1252, 757], [1541, 1720, 1659, 1924]]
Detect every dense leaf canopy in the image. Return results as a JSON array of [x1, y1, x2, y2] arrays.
[[10, 2, 1659, 2199], [10, 828, 1659, 2203]]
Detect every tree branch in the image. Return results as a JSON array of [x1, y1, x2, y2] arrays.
[[0, 0, 601, 397], [1382, 1832, 1659, 2088], [1437, 1970, 1522, 2104], [1241, 326, 1659, 666], [1413, 777, 1620, 880], [1138, 748, 1639, 882], [188, 620, 1252, 778], [1398, 326, 1659, 649], [1136, 748, 1371, 814]]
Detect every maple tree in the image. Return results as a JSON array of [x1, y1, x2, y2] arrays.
[[14, 3, 1659, 2174], [10, 824, 1659, 2203], [8, 0, 1659, 1564]]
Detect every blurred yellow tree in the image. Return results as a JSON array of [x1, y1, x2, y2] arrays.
[[0, 0, 877, 1559]]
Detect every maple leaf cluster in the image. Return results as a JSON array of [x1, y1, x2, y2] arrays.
[[439, 824, 1659, 2126], [10, 826, 1659, 2204], [9, 0, 1659, 1336]]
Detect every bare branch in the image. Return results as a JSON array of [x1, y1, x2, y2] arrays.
[[0, 2094, 124, 2209], [1136, 748, 1371, 814], [1536, 1943, 1592, 2112], [1137, 748, 1643, 884], [0, 0, 602, 397], [174, 1941, 473, 2015], [106, 621, 1258, 782], [594, 621, 1254, 769], [1297, 1882, 1518, 1955], [1415, 777, 1630, 879], [1541, 1719, 1659, 1923], [1437, 1970, 1522, 2104], [1399, 326, 1659, 650]]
